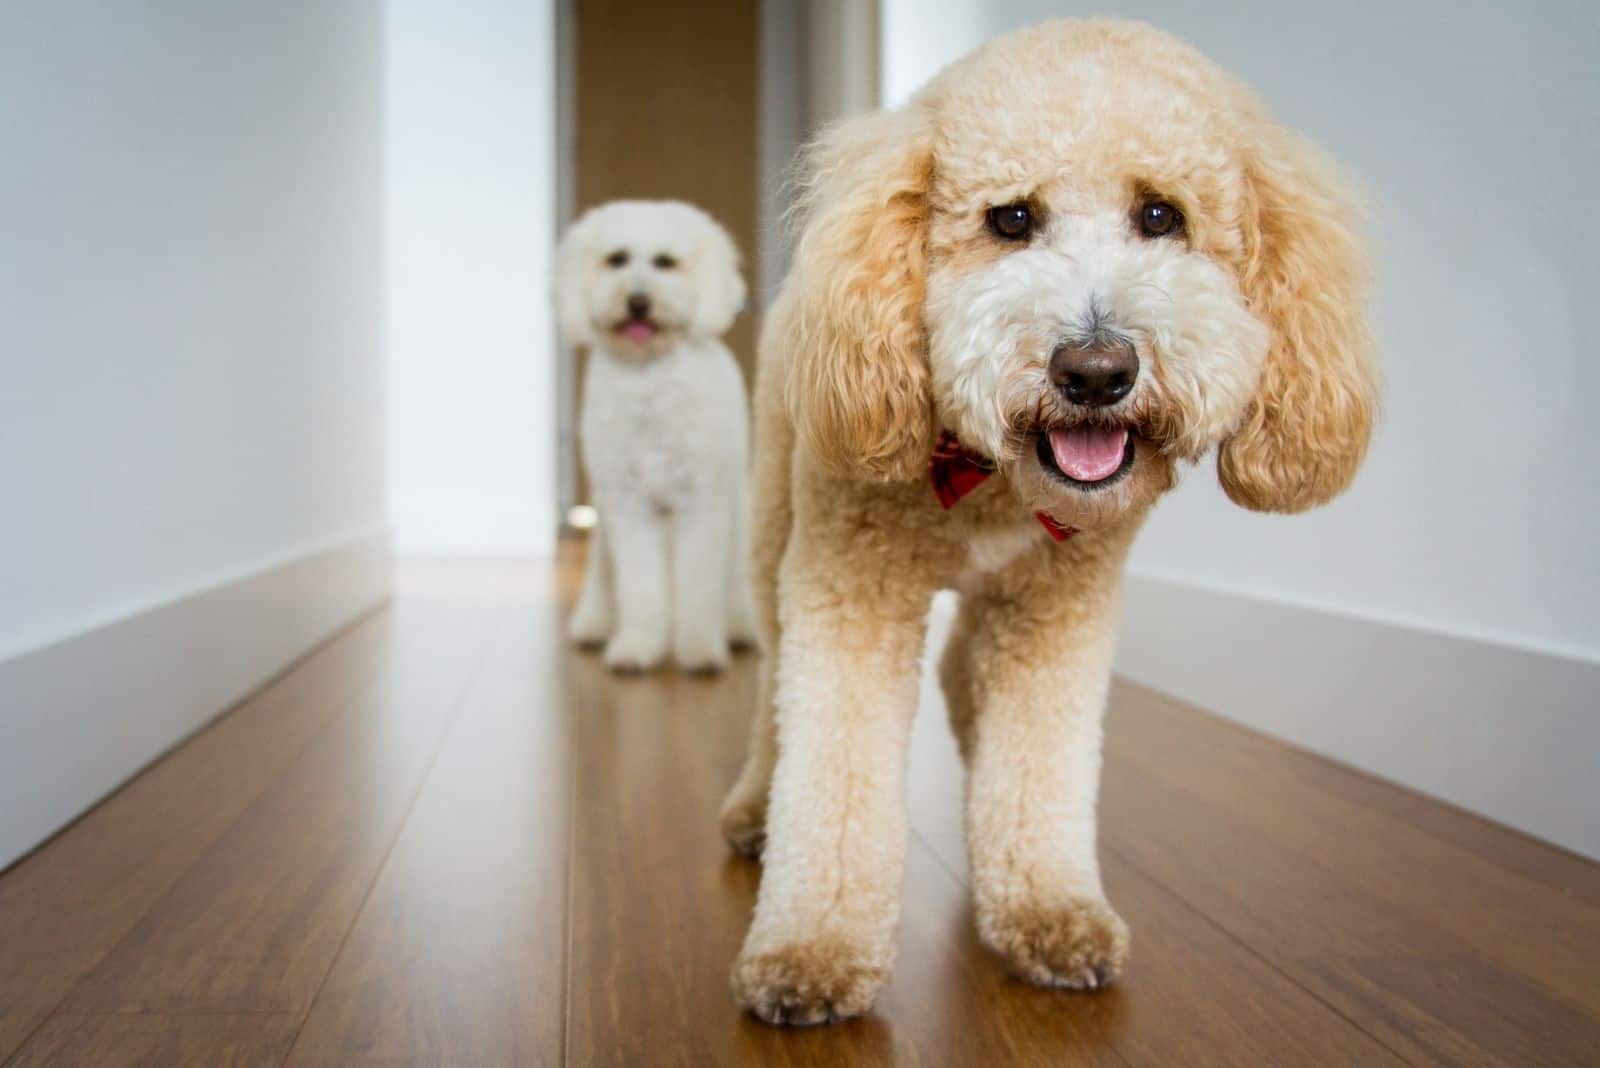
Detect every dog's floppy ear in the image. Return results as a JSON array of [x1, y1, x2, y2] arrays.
[[554, 211, 596, 346], [690, 216, 747, 339], [783, 107, 935, 482], [1218, 120, 1379, 513]]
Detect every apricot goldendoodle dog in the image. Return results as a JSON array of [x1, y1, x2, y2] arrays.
[[720, 19, 1378, 1025]]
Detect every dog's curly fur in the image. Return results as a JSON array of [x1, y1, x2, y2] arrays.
[[560, 200, 758, 672], [722, 19, 1378, 1024]]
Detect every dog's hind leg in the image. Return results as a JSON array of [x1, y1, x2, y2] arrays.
[[720, 353, 793, 857], [937, 593, 982, 764], [568, 517, 615, 647], [725, 477, 760, 650], [718, 512, 783, 855]]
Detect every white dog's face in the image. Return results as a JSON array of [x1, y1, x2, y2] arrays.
[[557, 200, 745, 359], [923, 41, 1273, 527]]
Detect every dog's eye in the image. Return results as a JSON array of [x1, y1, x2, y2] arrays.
[[605, 250, 629, 268], [986, 203, 1033, 241], [1136, 200, 1185, 239], [652, 253, 678, 270]]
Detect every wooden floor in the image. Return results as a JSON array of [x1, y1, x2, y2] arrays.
[[3, 552, 1598, 1066]]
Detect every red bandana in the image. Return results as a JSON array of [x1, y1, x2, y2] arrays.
[[929, 431, 1078, 542]]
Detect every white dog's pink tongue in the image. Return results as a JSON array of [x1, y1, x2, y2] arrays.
[[1049, 426, 1129, 481], [621, 321, 656, 342]]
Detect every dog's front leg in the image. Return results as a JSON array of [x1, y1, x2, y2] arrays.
[[732, 549, 929, 1026], [669, 496, 731, 672], [962, 563, 1130, 990], [597, 498, 670, 672], [568, 516, 615, 647]]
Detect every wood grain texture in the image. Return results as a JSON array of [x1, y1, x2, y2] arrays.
[[284, 590, 571, 1066], [53, 600, 498, 1016], [7, 1014, 299, 1068], [2, 551, 1597, 1066], [0, 608, 397, 1062]]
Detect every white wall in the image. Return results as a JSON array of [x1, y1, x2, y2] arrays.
[[387, 0, 559, 557], [0, 1, 390, 867], [0, 0, 388, 664], [882, 2, 1599, 854]]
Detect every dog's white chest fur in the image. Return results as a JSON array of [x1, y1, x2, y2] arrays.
[[580, 341, 747, 508], [954, 521, 1045, 592]]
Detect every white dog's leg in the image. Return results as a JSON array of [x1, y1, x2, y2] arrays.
[[961, 578, 1130, 990], [599, 499, 670, 672], [724, 479, 760, 649], [567, 518, 614, 647], [669, 495, 731, 673], [731, 552, 928, 1025]]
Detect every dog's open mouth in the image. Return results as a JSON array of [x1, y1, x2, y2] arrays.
[[1036, 424, 1136, 489], [615, 319, 659, 343]]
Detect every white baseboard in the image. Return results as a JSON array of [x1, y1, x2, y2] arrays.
[[0, 529, 393, 870], [1115, 573, 1599, 861]]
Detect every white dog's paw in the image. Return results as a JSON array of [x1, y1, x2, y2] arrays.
[[718, 788, 767, 858], [732, 937, 889, 1026], [978, 896, 1130, 990], [673, 628, 730, 674], [567, 609, 611, 649], [726, 599, 760, 652], [603, 631, 666, 673], [727, 619, 760, 653]]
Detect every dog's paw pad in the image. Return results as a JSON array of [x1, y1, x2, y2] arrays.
[[981, 897, 1130, 990], [732, 939, 887, 1026]]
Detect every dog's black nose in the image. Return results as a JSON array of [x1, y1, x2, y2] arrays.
[[1049, 342, 1138, 407], [626, 293, 651, 319]]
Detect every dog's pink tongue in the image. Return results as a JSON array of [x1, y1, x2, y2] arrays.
[[1049, 426, 1129, 481], [621, 321, 656, 343]]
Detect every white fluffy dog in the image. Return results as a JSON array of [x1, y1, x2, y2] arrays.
[[558, 200, 757, 673]]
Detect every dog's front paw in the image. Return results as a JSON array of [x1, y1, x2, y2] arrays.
[[567, 609, 611, 649], [979, 896, 1130, 990], [603, 631, 666, 673], [732, 937, 888, 1026], [673, 629, 730, 674]]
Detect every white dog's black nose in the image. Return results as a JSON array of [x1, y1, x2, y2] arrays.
[[626, 293, 651, 319], [1050, 342, 1138, 407]]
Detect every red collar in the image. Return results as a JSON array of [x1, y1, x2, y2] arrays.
[[929, 431, 1077, 542]]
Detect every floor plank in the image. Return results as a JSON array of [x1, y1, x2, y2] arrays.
[[1100, 755, 1600, 1066], [284, 589, 570, 1066], [7, 1014, 299, 1068], [1107, 678, 1600, 1009], [0, 607, 397, 1062], [47, 600, 499, 1017]]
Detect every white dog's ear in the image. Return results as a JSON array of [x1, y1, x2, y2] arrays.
[[690, 218, 746, 338], [1218, 119, 1379, 513], [554, 212, 596, 346], [781, 107, 935, 483]]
